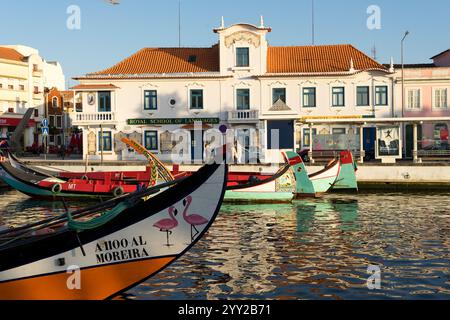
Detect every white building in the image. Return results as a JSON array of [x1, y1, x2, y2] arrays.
[[72, 20, 394, 163], [0, 45, 65, 149]]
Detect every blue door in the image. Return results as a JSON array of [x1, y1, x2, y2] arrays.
[[363, 127, 376, 160], [267, 120, 294, 149], [190, 130, 204, 162]]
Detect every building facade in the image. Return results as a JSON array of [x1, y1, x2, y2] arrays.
[[72, 21, 394, 163], [0, 45, 65, 150], [393, 49, 450, 158]]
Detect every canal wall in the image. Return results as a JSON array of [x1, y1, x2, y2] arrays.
[[13, 159, 450, 191]]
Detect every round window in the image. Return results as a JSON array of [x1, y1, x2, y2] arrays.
[[169, 98, 177, 107]]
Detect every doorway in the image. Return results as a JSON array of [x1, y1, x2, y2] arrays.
[[405, 124, 423, 159], [363, 127, 376, 160], [190, 130, 204, 162], [236, 129, 250, 164]]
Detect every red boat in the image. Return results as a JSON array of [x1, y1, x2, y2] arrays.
[[2, 149, 290, 200]]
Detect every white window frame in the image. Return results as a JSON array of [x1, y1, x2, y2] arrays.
[[143, 130, 159, 152], [406, 88, 422, 111], [56, 115, 63, 129], [433, 87, 448, 110], [186, 83, 205, 112]]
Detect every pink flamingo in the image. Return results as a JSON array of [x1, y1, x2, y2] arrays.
[[182, 196, 208, 242], [153, 206, 178, 247]]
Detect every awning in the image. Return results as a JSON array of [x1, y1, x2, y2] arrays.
[[181, 124, 213, 130], [0, 117, 36, 127]]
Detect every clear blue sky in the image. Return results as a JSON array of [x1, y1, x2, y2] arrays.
[[1, 0, 449, 88]]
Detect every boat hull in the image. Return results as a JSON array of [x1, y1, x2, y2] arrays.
[[0, 162, 227, 300], [332, 151, 358, 190]]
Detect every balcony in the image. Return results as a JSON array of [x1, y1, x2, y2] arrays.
[[228, 110, 259, 123], [73, 112, 117, 125], [32, 69, 43, 77]]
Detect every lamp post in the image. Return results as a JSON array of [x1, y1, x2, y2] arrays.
[[401, 31, 410, 117]]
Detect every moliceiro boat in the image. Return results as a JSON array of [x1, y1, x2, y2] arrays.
[[332, 150, 358, 191], [0, 159, 227, 300], [284, 151, 339, 198], [0, 149, 291, 201]]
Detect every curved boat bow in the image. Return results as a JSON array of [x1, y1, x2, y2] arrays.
[[0, 160, 227, 300]]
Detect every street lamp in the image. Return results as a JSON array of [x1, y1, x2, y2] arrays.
[[401, 31, 410, 117]]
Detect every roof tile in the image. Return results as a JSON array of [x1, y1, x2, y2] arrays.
[[0, 47, 24, 62], [86, 44, 385, 76], [91, 46, 220, 75], [267, 44, 385, 73]]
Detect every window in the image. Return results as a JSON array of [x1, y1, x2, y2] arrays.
[[303, 128, 317, 147], [375, 86, 388, 106], [356, 86, 370, 106], [49, 115, 55, 127], [407, 89, 421, 110], [98, 131, 112, 152], [144, 131, 158, 151], [332, 87, 345, 107], [56, 116, 62, 129], [34, 86, 39, 94], [98, 91, 111, 112], [56, 135, 62, 146], [236, 89, 250, 110], [19, 84, 24, 91], [303, 88, 316, 108], [332, 128, 346, 135], [272, 88, 286, 104], [236, 48, 249, 67], [33, 64, 38, 72], [52, 97, 58, 109], [190, 89, 203, 109], [34, 109, 39, 117], [434, 88, 448, 109], [144, 90, 157, 110], [8, 84, 14, 90]]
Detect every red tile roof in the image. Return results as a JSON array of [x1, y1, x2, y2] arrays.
[[91, 46, 220, 75], [267, 45, 385, 73], [0, 47, 24, 62], [83, 44, 385, 77], [70, 84, 119, 90]]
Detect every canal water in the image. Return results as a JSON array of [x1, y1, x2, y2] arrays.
[[0, 189, 449, 300]]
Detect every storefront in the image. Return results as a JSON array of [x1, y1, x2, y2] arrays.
[[85, 117, 223, 163]]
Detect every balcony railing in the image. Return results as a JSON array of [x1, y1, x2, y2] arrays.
[[73, 112, 116, 123], [228, 110, 259, 122]]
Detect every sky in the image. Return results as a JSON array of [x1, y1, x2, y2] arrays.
[[1, 0, 449, 88]]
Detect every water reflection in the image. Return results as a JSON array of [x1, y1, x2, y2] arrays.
[[0, 189, 449, 299]]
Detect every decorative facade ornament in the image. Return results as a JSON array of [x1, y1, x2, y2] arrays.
[[160, 131, 174, 154], [269, 99, 292, 111], [87, 131, 96, 155], [114, 131, 127, 152], [349, 58, 355, 72], [225, 31, 261, 48], [389, 57, 395, 73], [128, 131, 142, 145]]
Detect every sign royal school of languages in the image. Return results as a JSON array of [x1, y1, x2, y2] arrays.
[[127, 118, 221, 126]]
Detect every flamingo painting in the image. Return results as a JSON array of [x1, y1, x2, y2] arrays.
[[153, 207, 178, 246], [182, 196, 208, 242]]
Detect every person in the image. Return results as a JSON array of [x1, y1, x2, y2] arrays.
[[59, 145, 66, 160], [440, 127, 449, 150], [0, 139, 9, 150]]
